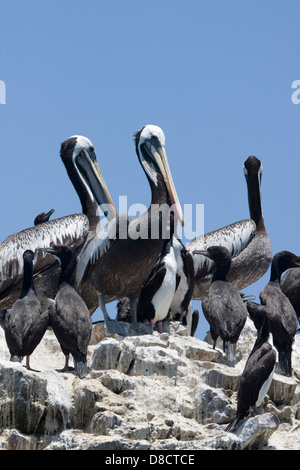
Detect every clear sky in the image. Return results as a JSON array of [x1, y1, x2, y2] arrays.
[[0, 0, 299, 339]]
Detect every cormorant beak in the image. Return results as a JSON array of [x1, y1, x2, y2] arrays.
[[193, 249, 210, 258], [152, 145, 184, 227], [76, 148, 118, 221], [44, 208, 55, 218], [36, 247, 58, 256]]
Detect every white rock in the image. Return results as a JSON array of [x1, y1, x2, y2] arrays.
[[0, 319, 299, 450]]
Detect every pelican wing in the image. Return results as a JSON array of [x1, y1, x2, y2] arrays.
[[0, 214, 89, 290], [187, 219, 256, 279], [75, 214, 129, 287]]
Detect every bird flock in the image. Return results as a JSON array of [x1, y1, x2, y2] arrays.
[[0, 124, 299, 433]]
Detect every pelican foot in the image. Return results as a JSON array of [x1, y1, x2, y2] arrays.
[[104, 319, 131, 336], [104, 319, 153, 337], [129, 322, 153, 336]]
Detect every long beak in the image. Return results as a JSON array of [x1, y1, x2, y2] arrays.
[[76, 149, 118, 221], [45, 208, 55, 218], [193, 250, 210, 257], [36, 247, 56, 255], [153, 145, 184, 227]]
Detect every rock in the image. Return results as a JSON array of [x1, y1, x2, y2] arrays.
[[90, 337, 121, 371], [169, 335, 221, 362], [0, 428, 38, 450], [228, 412, 280, 450], [209, 413, 280, 450], [89, 322, 105, 344], [0, 361, 47, 435], [201, 364, 241, 391], [129, 346, 182, 377], [269, 373, 298, 406], [0, 320, 299, 450]]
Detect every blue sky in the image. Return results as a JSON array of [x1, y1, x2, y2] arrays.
[[0, 0, 299, 339]]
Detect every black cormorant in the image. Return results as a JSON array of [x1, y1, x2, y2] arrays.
[[3, 250, 49, 369], [196, 246, 247, 362], [39, 244, 92, 378]]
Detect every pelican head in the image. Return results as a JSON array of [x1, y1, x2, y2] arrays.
[[60, 135, 117, 221], [243, 156, 263, 185], [135, 125, 184, 227]]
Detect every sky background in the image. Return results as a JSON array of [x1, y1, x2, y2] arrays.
[[0, 0, 299, 339]]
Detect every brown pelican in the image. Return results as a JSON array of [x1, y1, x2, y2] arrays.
[[188, 156, 272, 299], [196, 246, 247, 362], [3, 250, 49, 370], [259, 251, 300, 376], [0, 136, 117, 312], [38, 244, 92, 378], [225, 301, 276, 432], [117, 226, 195, 334], [75, 125, 184, 324]]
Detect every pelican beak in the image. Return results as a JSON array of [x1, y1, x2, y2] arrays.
[[76, 149, 118, 221], [153, 145, 184, 227]]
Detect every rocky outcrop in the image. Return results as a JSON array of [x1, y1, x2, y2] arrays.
[[0, 318, 299, 450]]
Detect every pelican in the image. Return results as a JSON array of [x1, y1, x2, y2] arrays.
[[116, 222, 195, 334], [188, 156, 272, 299], [75, 125, 184, 324], [0, 136, 117, 312]]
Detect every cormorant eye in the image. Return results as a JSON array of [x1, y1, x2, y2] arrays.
[[89, 146, 94, 152], [151, 135, 158, 142]]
